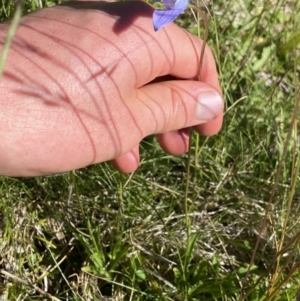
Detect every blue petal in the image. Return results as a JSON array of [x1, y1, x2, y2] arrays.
[[152, 0, 175, 9], [153, 0, 189, 31], [173, 0, 189, 9], [162, 0, 176, 9], [153, 9, 182, 30]]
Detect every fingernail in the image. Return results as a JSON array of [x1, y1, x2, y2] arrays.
[[196, 90, 223, 121]]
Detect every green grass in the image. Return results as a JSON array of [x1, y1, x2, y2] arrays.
[[0, 0, 300, 300]]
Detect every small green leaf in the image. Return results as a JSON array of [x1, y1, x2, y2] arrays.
[[173, 267, 181, 283], [135, 269, 146, 280], [81, 265, 96, 274]]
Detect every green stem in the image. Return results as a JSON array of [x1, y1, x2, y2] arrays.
[[184, 4, 209, 237], [0, 0, 23, 81]]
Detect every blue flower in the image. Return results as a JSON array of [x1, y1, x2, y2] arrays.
[[153, 0, 189, 31]]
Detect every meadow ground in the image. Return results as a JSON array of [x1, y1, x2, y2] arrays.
[[0, 0, 299, 300]]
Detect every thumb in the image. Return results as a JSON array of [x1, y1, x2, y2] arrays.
[[134, 80, 224, 136]]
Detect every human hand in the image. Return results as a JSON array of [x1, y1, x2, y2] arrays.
[[0, 0, 223, 176]]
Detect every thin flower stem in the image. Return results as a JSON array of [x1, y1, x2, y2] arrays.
[[191, 3, 209, 172], [183, 4, 209, 239], [182, 7, 208, 300], [189, 4, 209, 81], [184, 129, 192, 239], [195, 1, 201, 173]]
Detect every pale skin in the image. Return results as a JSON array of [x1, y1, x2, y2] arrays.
[[0, 0, 224, 177]]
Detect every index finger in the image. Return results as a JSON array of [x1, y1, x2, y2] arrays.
[[59, 1, 220, 90]]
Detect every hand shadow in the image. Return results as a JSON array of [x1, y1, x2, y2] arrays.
[[59, 0, 154, 34]]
